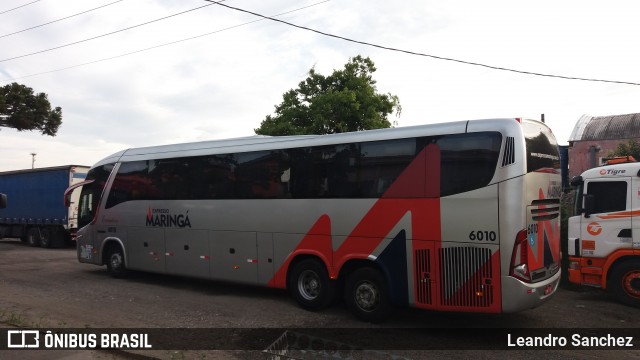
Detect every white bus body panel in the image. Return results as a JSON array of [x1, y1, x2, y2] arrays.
[[77, 118, 561, 314]]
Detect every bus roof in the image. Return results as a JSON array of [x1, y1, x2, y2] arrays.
[[92, 118, 543, 167]]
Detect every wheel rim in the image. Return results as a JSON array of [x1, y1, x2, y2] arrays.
[[622, 270, 640, 298], [28, 229, 38, 245], [40, 229, 50, 246], [354, 280, 379, 312], [298, 270, 321, 300], [110, 253, 123, 271]]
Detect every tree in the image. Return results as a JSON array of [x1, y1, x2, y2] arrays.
[[0, 82, 62, 136], [255, 56, 401, 136], [608, 139, 640, 160]]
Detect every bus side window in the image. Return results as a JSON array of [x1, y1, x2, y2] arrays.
[[106, 161, 151, 208], [436, 132, 502, 197], [288, 148, 314, 198]]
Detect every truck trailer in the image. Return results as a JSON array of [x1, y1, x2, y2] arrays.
[[0, 165, 89, 247]]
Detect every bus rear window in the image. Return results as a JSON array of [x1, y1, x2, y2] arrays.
[[522, 121, 560, 173]]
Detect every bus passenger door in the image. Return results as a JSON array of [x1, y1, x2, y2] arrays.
[[165, 229, 209, 279], [210, 231, 258, 284]]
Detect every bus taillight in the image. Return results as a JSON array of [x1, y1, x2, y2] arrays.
[[510, 229, 531, 283]]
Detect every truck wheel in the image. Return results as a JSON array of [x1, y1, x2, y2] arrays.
[[288, 258, 335, 311], [39, 228, 52, 248], [344, 267, 392, 323], [26, 227, 41, 247], [106, 245, 127, 278], [610, 259, 640, 307]]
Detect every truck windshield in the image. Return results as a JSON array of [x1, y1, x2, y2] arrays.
[[77, 164, 114, 229]]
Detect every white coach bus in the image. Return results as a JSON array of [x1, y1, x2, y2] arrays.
[[65, 118, 561, 322]]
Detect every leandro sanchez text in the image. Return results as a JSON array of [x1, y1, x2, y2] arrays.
[[507, 333, 634, 348]]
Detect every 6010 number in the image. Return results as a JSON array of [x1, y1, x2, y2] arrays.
[[469, 231, 497, 241]]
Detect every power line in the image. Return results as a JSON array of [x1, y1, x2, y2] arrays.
[[0, 0, 125, 39], [0, 1, 330, 83], [206, 1, 640, 87], [0, 0, 41, 16], [0, 1, 224, 63]]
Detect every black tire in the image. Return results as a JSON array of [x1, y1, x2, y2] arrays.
[[288, 258, 335, 311], [26, 227, 41, 247], [39, 228, 52, 248], [344, 267, 392, 323], [106, 244, 127, 278], [610, 259, 640, 307]]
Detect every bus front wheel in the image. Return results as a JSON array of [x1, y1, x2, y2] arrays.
[[610, 259, 640, 307], [345, 267, 392, 323], [106, 245, 127, 278], [289, 258, 335, 311]]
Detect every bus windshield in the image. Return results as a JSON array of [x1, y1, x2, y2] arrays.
[[77, 164, 114, 229]]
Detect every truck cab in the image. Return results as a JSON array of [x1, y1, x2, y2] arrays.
[[568, 162, 640, 306]]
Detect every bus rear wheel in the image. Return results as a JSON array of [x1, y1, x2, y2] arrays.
[[106, 245, 127, 278], [344, 267, 392, 323], [610, 259, 640, 307], [289, 258, 335, 311]]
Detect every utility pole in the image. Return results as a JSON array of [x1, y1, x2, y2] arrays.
[[30, 153, 36, 169]]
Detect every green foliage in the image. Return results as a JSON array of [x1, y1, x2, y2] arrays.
[[608, 139, 640, 160], [0, 82, 62, 136], [255, 56, 401, 136]]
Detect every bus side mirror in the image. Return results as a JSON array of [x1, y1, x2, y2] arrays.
[[583, 194, 595, 218], [0, 193, 6, 209]]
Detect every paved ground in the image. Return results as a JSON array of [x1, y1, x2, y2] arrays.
[[0, 239, 638, 359]]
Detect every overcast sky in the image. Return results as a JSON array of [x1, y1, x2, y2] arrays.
[[1, 0, 639, 172]]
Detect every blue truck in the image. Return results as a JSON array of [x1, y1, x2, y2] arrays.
[[0, 165, 89, 247]]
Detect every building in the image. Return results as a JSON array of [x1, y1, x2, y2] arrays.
[[567, 113, 640, 179]]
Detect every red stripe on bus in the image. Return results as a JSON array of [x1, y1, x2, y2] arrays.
[[268, 144, 443, 293], [268, 214, 333, 288]]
